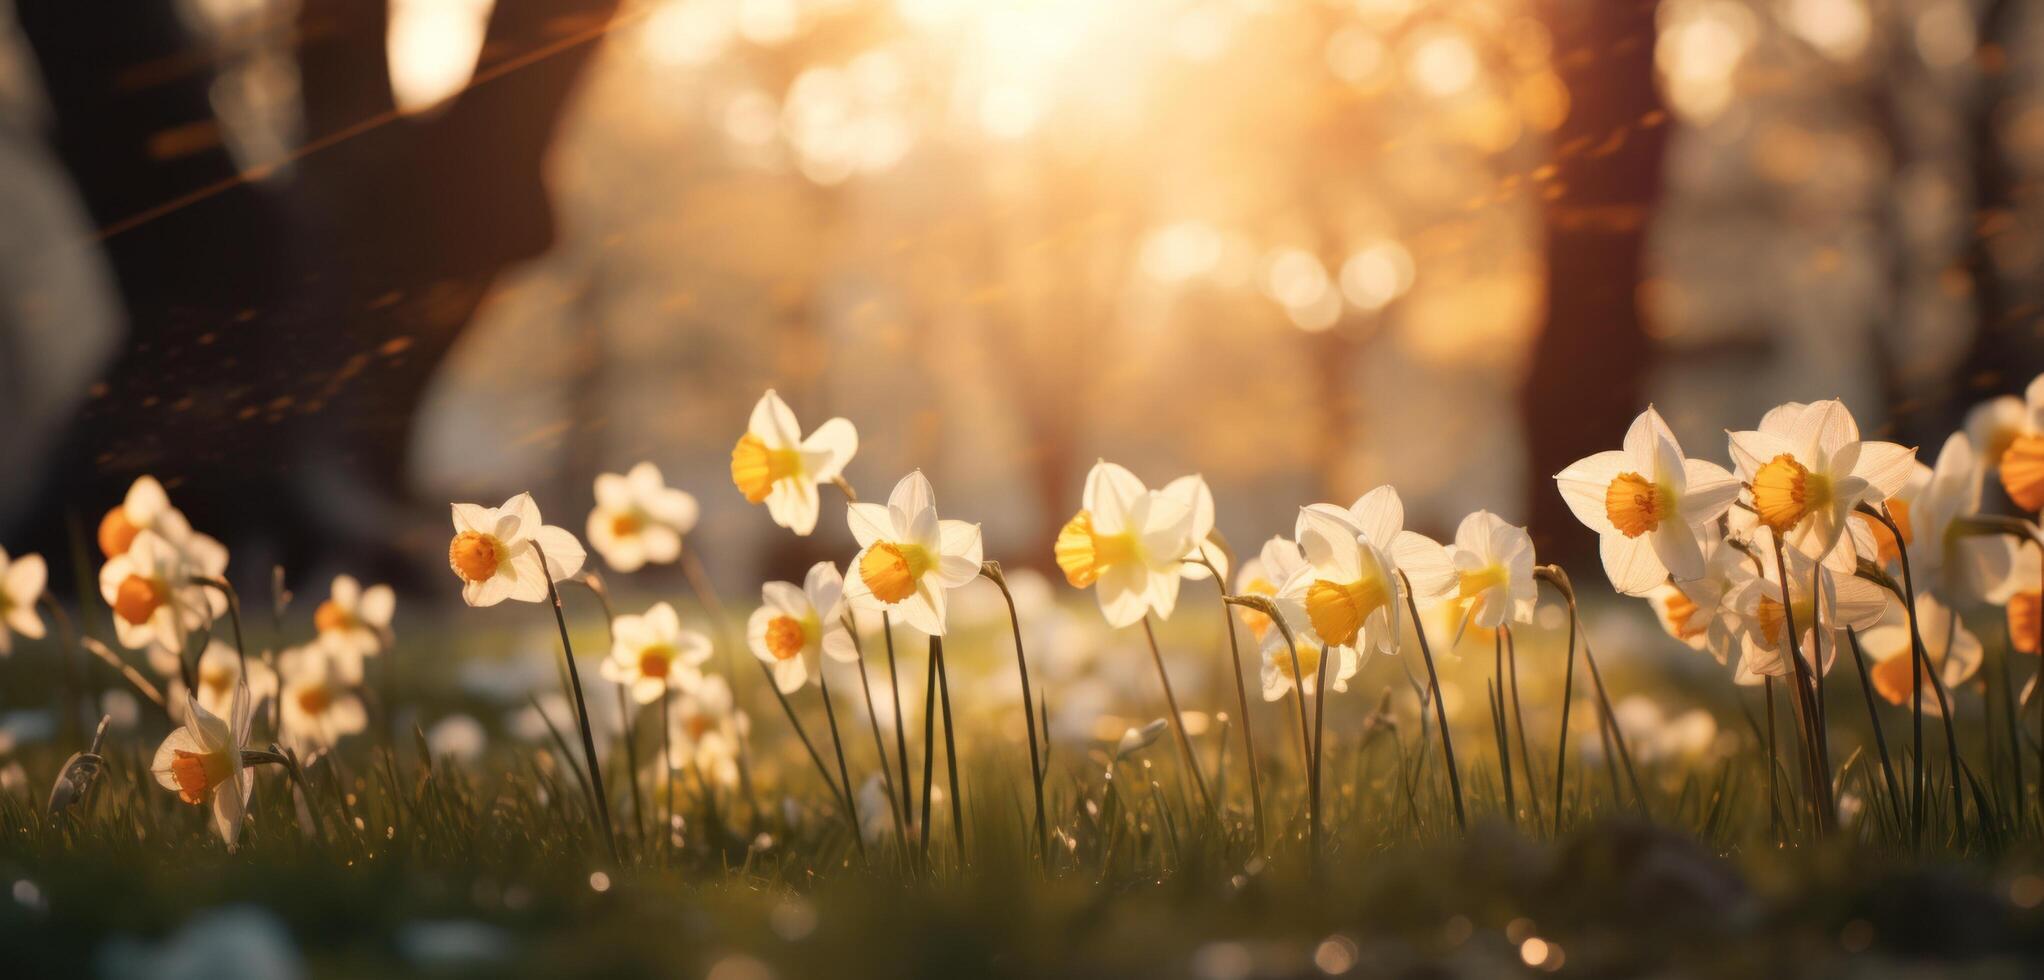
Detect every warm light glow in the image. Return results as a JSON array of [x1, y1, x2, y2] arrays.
[[1408, 32, 1478, 97], [386, 0, 495, 116]]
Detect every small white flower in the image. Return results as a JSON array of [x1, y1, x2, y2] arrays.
[[1447, 510, 1537, 630], [1232, 536, 1306, 643], [97, 475, 227, 569], [729, 389, 858, 536], [1276, 505, 1400, 656], [747, 562, 857, 694], [588, 462, 701, 572], [1556, 406, 1742, 595], [177, 640, 277, 723], [446, 493, 585, 607], [667, 675, 748, 790], [277, 646, 368, 755], [601, 601, 713, 704], [1645, 534, 1744, 664], [844, 471, 983, 636], [0, 548, 46, 655], [314, 574, 394, 682], [150, 683, 255, 850], [1259, 631, 1357, 702], [1725, 531, 1887, 684], [1053, 461, 1197, 628]]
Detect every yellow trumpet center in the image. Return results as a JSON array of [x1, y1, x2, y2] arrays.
[[295, 684, 332, 717], [764, 615, 808, 661], [98, 506, 140, 558], [1752, 595, 1814, 651], [1305, 575, 1391, 648], [1752, 454, 1829, 533], [1604, 472, 1672, 538], [1053, 509, 1139, 589], [448, 531, 502, 584], [169, 747, 232, 805], [114, 574, 167, 626], [1275, 642, 1321, 684], [1458, 564, 1507, 601], [1869, 650, 1938, 707], [731, 434, 804, 504], [610, 511, 643, 538], [860, 542, 930, 604], [2000, 434, 2044, 512]]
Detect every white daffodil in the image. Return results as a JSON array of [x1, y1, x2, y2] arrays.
[[446, 493, 586, 607], [1863, 595, 1980, 717], [314, 574, 394, 683], [1847, 456, 1929, 570], [0, 548, 46, 656], [1163, 474, 1230, 582], [99, 530, 214, 653], [1898, 433, 2019, 605], [1725, 531, 1886, 684], [96, 475, 222, 560], [747, 561, 856, 694], [1054, 461, 1197, 628], [1646, 534, 1744, 664], [1989, 374, 2044, 510], [1727, 399, 1917, 558], [151, 683, 254, 850], [1276, 505, 1400, 656], [277, 646, 368, 756], [1556, 406, 1742, 595], [845, 471, 983, 636], [1965, 388, 2026, 472], [1259, 630, 1357, 702], [1447, 510, 1537, 630], [1233, 536, 1306, 643], [178, 640, 277, 723], [667, 674, 747, 790], [729, 389, 858, 536], [588, 462, 701, 573], [601, 601, 713, 704]]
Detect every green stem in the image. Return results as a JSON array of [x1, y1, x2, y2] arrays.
[[981, 562, 1048, 869], [532, 541, 620, 867], [1140, 616, 1214, 820], [1401, 570, 1464, 831]]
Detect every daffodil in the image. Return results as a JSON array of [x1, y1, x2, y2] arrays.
[[1447, 510, 1536, 630], [96, 475, 225, 563], [844, 471, 983, 636], [1259, 631, 1356, 702], [1990, 374, 2044, 510], [98, 530, 214, 653], [1645, 534, 1744, 663], [729, 389, 858, 536], [1862, 595, 1980, 716], [1053, 461, 1196, 628], [150, 684, 254, 850], [178, 639, 277, 723], [1556, 406, 1742, 595], [1727, 399, 1916, 557], [313, 574, 394, 682], [0, 548, 46, 656], [446, 493, 586, 607], [1724, 532, 1886, 684], [1964, 387, 2026, 471], [588, 462, 701, 572], [276, 646, 368, 756], [1232, 536, 1305, 642], [601, 601, 713, 704], [747, 562, 856, 694], [667, 674, 748, 790], [1275, 505, 1400, 656]]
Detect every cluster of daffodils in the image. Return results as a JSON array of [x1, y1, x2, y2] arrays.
[[1564, 399, 2035, 713]]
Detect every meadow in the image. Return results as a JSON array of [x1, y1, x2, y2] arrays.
[[4, 390, 2044, 978]]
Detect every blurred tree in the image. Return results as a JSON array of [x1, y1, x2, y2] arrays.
[[1520, 0, 1668, 558]]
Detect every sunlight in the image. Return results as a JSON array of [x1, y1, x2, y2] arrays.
[[386, 0, 496, 116]]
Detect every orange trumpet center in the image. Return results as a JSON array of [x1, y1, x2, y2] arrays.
[[295, 685, 332, 716], [1054, 509, 1138, 588], [1752, 454, 1826, 533], [638, 645, 674, 679], [169, 748, 232, 805], [2000, 434, 2044, 512], [313, 599, 353, 635], [114, 574, 167, 626], [764, 616, 807, 661], [859, 542, 928, 604], [98, 506, 140, 558], [448, 531, 501, 584], [1305, 575, 1389, 648]]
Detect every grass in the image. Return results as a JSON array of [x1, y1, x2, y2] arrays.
[[4, 596, 2044, 977]]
